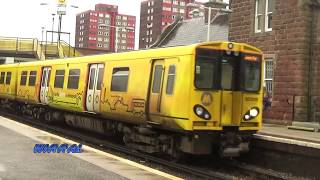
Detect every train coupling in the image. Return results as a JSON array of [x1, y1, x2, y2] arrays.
[[219, 131, 250, 157]]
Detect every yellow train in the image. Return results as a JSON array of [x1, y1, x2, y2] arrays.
[[0, 42, 263, 157]]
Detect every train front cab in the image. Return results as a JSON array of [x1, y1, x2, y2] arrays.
[[184, 42, 263, 157]]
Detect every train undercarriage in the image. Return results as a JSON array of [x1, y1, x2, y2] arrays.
[[0, 98, 253, 158]]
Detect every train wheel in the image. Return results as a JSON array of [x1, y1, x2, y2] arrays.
[[44, 111, 53, 124], [32, 108, 40, 120]]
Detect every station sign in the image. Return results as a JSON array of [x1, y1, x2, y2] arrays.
[[57, 0, 67, 15]]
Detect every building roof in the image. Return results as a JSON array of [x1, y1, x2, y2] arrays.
[[151, 13, 229, 48]]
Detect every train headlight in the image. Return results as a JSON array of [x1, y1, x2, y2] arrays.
[[228, 43, 234, 49], [195, 107, 204, 116], [194, 105, 211, 120], [249, 108, 259, 117], [243, 107, 259, 121]]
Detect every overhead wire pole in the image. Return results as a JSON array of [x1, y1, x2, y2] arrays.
[[207, 7, 212, 42]]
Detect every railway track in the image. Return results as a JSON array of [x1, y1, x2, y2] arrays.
[[0, 110, 300, 180]]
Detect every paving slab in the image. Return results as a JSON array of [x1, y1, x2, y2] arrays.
[[0, 116, 181, 180]]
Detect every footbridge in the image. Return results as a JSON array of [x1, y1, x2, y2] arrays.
[[0, 36, 82, 63]]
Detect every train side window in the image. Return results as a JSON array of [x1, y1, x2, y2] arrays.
[[28, 71, 37, 86], [67, 69, 80, 89], [20, 71, 28, 86], [166, 65, 176, 95], [88, 68, 95, 90], [152, 65, 163, 93], [5, 72, 11, 85], [0, 72, 5, 84], [54, 70, 65, 88], [111, 67, 129, 92], [96, 68, 104, 90]]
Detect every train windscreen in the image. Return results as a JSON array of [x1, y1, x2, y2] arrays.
[[195, 48, 261, 92]]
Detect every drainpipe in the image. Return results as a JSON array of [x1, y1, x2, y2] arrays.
[[308, 4, 318, 122], [307, 5, 314, 122]]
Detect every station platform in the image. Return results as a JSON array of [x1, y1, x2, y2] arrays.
[[255, 123, 320, 149], [0, 116, 181, 180]]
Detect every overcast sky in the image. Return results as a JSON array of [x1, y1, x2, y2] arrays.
[[0, 0, 227, 49]]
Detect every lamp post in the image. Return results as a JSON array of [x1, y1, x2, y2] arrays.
[[40, 1, 78, 43], [98, 24, 135, 53], [51, 13, 55, 42], [41, 27, 45, 44], [186, 3, 232, 42]]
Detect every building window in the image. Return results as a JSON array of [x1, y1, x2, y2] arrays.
[[98, 31, 103, 35], [173, 0, 179, 5], [264, 58, 274, 95], [97, 44, 102, 47], [147, 22, 153, 28], [0, 72, 5, 84], [111, 67, 129, 92], [28, 71, 37, 86], [150, 16, 153, 20], [54, 70, 65, 88], [163, 7, 171, 11], [99, 13, 104, 17], [20, 71, 27, 86], [67, 69, 80, 89], [166, 65, 176, 95], [5, 72, 11, 85], [255, 0, 274, 33], [255, 0, 263, 33], [265, 0, 273, 31]]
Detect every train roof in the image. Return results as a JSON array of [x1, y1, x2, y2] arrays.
[[0, 41, 262, 68]]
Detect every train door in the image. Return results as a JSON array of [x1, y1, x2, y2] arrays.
[[86, 64, 104, 113], [40, 67, 51, 104], [220, 59, 234, 125], [148, 60, 165, 116]]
